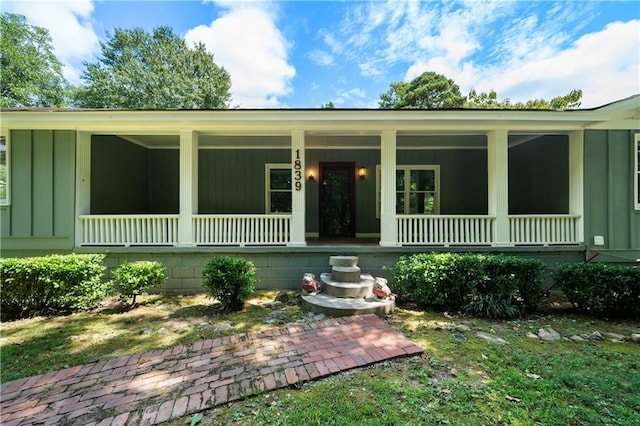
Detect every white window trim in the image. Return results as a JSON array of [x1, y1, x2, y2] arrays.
[[265, 163, 292, 213], [0, 129, 9, 206], [376, 164, 440, 218], [635, 134, 640, 210]]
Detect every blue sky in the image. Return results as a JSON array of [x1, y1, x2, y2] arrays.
[[3, 0, 639, 108]]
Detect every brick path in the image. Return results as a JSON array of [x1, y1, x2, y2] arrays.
[[1, 314, 423, 426]]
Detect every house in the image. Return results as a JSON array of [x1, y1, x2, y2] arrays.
[[1, 95, 638, 292]]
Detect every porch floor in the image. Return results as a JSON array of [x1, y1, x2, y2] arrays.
[[0, 315, 423, 426]]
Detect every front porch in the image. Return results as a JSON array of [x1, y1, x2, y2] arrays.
[[76, 128, 584, 249]]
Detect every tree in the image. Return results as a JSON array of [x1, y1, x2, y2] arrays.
[[320, 101, 335, 109], [466, 88, 582, 110], [0, 13, 70, 107], [379, 71, 465, 109], [75, 26, 231, 109]]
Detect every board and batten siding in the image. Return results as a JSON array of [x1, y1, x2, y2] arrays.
[[0, 130, 76, 255], [584, 130, 640, 262]]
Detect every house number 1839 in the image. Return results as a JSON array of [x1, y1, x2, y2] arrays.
[[294, 149, 302, 191]]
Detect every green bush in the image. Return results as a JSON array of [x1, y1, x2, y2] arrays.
[[0, 254, 109, 319], [202, 256, 258, 312], [113, 261, 167, 305], [552, 262, 640, 318], [388, 253, 546, 318]]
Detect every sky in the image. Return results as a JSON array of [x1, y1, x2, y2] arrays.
[[2, 0, 639, 109]]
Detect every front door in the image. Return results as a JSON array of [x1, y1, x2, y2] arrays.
[[319, 162, 355, 238]]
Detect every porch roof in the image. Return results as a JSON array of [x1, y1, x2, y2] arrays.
[[1, 94, 638, 134]]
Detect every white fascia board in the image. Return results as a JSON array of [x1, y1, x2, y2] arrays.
[[0, 109, 613, 134]]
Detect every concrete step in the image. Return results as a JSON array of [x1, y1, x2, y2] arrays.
[[301, 292, 395, 317], [320, 273, 374, 298], [330, 266, 361, 283], [329, 256, 358, 267]]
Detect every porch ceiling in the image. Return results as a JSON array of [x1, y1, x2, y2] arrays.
[[115, 133, 557, 150]]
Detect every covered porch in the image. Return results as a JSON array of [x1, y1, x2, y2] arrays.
[[76, 118, 584, 249]]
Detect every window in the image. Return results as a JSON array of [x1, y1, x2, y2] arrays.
[[0, 132, 8, 205], [266, 164, 292, 213], [376, 165, 440, 217], [635, 134, 640, 210]]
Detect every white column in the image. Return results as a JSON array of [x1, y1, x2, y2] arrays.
[[74, 132, 91, 247], [178, 131, 198, 246], [290, 130, 306, 246], [487, 130, 511, 246], [569, 131, 584, 243], [380, 130, 398, 247]]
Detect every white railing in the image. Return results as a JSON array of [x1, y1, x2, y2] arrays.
[[509, 214, 580, 245], [397, 215, 496, 246], [193, 214, 291, 246], [79, 215, 179, 246]]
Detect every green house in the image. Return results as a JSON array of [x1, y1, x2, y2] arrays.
[[1, 96, 638, 291]]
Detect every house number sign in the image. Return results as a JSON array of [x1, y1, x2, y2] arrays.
[[294, 149, 302, 191]]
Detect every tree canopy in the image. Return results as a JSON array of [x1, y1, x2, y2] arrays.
[[379, 71, 466, 109], [379, 70, 582, 110], [0, 13, 70, 107], [466, 88, 583, 110], [74, 26, 231, 109]]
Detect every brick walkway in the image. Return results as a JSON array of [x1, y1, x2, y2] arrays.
[[1, 314, 423, 426]]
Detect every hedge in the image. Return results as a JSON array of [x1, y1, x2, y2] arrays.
[[0, 254, 110, 319], [388, 253, 546, 318], [552, 262, 640, 318]]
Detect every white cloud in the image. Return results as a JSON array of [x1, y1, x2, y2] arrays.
[[185, 3, 295, 108], [475, 20, 640, 107], [307, 50, 333, 67], [2, 0, 100, 84]]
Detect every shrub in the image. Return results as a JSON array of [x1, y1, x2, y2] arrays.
[[113, 261, 167, 305], [553, 262, 640, 318], [0, 254, 109, 319], [388, 253, 546, 318], [202, 256, 258, 312]]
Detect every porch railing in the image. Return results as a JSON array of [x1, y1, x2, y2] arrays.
[[193, 214, 291, 246], [79, 215, 179, 246], [509, 214, 580, 245], [397, 215, 496, 246]]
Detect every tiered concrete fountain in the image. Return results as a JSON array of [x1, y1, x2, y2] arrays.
[[300, 256, 395, 317]]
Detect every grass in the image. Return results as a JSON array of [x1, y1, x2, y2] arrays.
[[2, 292, 639, 425]]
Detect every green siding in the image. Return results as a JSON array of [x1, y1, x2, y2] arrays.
[[397, 149, 488, 215], [0, 130, 76, 253], [508, 135, 569, 214], [584, 130, 640, 260], [92, 135, 149, 214], [149, 150, 179, 213], [199, 149, 290, 214], [33, 131, 54, 236]]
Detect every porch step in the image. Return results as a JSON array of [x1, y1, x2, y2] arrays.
[[329, 256, 359, 267], [301, 293, 395, 317], [301, 255, 395, 317], [330, 266, 361, 284], [320, 273, 374, 299]]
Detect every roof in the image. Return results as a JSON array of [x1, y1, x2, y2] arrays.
[[1, 94, 638, 134]]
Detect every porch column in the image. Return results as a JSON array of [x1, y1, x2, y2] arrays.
[[178, 131, 198, 246], [487, 130, 511, 246], [380, 130, 398, 247], [74, 132, 91, 247], [290, 129, 306, 246], [569, 131, 584, 243]]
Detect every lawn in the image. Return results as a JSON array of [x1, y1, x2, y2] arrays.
[[1, 292, 639, 425]]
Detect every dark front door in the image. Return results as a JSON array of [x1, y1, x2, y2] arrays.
[[319, 162, 355, 238]]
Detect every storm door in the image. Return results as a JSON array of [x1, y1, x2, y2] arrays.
[[319, 162, 355, 238]]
